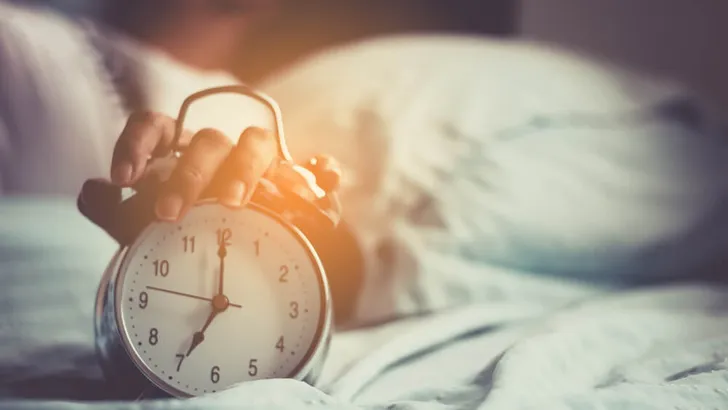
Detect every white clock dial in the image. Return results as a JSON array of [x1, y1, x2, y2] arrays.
[[114, 203, 326, 397]]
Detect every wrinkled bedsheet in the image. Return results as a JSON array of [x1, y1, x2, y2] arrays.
[[3, 32, 728, 409], [2, 200, 728, 410]]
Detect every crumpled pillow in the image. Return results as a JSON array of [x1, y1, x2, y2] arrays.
[[258, 35, 728, 322]]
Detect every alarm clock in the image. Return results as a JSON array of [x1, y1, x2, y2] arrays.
[[90, 85, 340, 399]]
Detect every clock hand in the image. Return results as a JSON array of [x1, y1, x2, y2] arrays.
[[217, 241, 227, 296], [185, 294, 229, 357], [185, 310, 217, 356], [145, 286, 241, 308], [182, 241, 234, 358]]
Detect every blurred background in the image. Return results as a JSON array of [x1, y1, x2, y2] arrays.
[[240, 0, 728, 109], [519, 0, 728, 110], [12, 0, 728, 108], [234, 0, 518, 81]]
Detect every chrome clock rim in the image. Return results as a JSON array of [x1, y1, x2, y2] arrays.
[[95, 201, 333, 398]]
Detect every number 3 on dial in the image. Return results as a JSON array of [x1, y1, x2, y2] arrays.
[[115, 204, 325, 397]]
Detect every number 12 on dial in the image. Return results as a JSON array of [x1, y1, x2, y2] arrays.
[[112, 204, 327, 397]]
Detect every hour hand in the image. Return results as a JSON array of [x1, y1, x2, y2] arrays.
[[185, 332, 204, 357], [185, 307, 219, 357]]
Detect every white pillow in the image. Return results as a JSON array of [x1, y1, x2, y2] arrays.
[[259, 35, 728, 321]]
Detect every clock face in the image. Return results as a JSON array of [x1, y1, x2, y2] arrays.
[[114, 202, 328, 397]]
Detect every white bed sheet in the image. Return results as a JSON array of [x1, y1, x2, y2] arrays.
[[2, 31, 728, 410], [0, 197, 593, 406], [2, 202, 728, 410], [336, 284, 728, 410]]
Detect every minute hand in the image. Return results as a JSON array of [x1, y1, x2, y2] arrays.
[[144, 286, 241, 308], [217, 242, 227, 295]]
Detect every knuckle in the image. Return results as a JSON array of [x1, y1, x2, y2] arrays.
[[129, 110, 174, 139], [238, 131, 277, 156], [232, 142, 275, 173], [240, 126, 274, 144], [126, 139, 148, 159], [230, 157, 255, 178], [177, 164, 207, 186], [194, 128, 233, 150], [129, 110, 163, 125]]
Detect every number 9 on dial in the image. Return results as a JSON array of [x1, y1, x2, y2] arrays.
[[95, 202, 332, 398]]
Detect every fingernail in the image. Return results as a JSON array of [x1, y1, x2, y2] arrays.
[[220, 181, 247, 208], [111, 163, 133, 186], [155, 194, 184, 221]]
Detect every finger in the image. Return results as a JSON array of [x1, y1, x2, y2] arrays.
[[77, 179, 157, 245], [264, 161, 315, 200], [77, 179, 123, 232], [111, 111, 177, 187], [218, 127, 278, 208], [131, 155, 179, 197], [155, 128, 233, 221]]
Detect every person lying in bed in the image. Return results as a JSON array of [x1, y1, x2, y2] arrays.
[[5, 0, 728, 408], [76, 111, 365, 326], [4, 0, 728, 326], [0, 0, 272, 195], [0, 0, 368, 324]]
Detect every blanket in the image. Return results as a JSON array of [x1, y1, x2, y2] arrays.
[[1, 200, 728, 409], [3, 20, 728, 409]]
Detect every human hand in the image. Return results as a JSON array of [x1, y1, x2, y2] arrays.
[[77, 110, 341, 244], [113, 110, 278, 220], [78, 109, 359, 325]]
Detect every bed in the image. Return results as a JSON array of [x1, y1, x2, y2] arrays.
[[3, 29, 728, 410]]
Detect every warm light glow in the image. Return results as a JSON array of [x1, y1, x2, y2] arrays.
[[182, 92, 277, 144]]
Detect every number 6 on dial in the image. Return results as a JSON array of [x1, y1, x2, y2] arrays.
[[93, 85, 335, 399]]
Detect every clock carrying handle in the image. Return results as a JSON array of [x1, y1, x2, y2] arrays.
[[170, 85, 293, 162], [78, 84, 364, 324], [78, 84, 316, 246]]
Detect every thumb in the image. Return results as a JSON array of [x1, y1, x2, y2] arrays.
[[78, 179, 158, 245]]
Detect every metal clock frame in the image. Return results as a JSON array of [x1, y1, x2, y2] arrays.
[[94, 85, 334, 399], [171, 84, 294, 162]]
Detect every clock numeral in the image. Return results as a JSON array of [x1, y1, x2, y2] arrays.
[[276, 336, 285, 352], [182, 236, 196, 253], [210, 365, 221, 383], [217, 228, 232, 246], [279, 265, 289, 283], [289, 301, 299, 319], [175, 354, 185, 372], [153, 260, 170, 277], [149, 328, 159, 345], [138, 291, 148, 309], [248, 359, 258, 377], [254, 239, 260, 256]]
